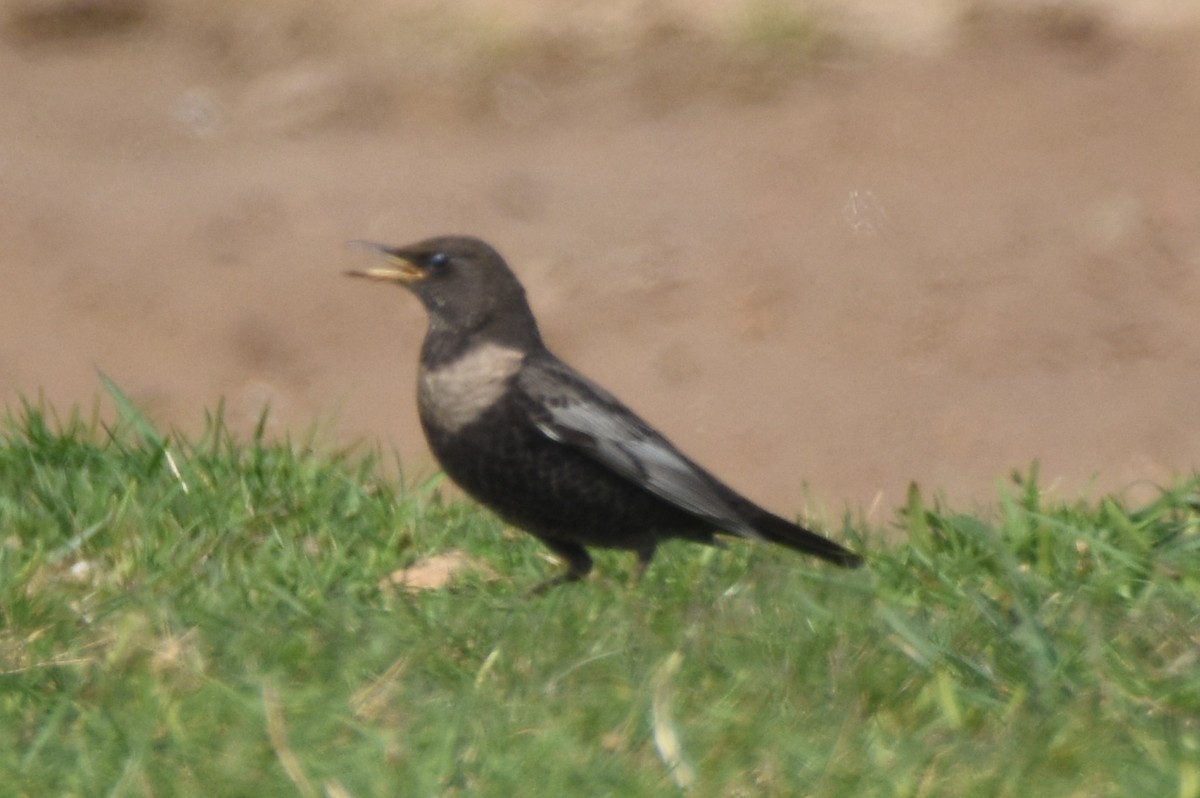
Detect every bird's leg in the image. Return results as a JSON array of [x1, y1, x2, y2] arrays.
[[526, 539, 593, 596], [631, 543, 657, 588]]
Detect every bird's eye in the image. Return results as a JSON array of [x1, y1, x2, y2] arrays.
[[427, 252, 450, 269]]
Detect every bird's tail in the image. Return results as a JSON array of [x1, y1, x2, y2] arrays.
[[736, 502, 864, 568]]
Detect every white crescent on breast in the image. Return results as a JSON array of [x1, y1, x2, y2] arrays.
[[418, 342, 526, 434]]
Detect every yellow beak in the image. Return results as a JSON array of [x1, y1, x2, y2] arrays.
[[344, 241, 427, 283]]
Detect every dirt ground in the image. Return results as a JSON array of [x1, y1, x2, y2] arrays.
[[3, 2, 1199, 527]]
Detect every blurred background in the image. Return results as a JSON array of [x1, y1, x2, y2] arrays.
[[2, 0, 1198, 521]]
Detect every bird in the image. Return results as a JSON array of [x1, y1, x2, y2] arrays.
[[346, 235, 863, 592]]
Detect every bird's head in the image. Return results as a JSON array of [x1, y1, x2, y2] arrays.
[[347, 235, 542, 349]]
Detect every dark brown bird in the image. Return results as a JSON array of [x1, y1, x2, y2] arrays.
[[347, 235, 863, 591]]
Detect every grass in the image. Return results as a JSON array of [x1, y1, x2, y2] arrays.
[[1, 388, 1197, 797]]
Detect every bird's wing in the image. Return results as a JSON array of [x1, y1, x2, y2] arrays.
[[517, 357, 762, 539]]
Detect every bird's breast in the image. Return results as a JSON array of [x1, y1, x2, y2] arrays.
[[417, 341, 526, 435]]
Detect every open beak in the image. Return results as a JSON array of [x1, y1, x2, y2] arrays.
[[344, 241, 427, 284]]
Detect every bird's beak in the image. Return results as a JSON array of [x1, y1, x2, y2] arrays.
[[344, 241, 427, 284]]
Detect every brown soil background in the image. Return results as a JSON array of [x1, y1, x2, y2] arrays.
[[3, 1, 1199, 526]]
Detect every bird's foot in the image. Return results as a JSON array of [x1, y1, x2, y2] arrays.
[[524, 569, 586, 597]]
